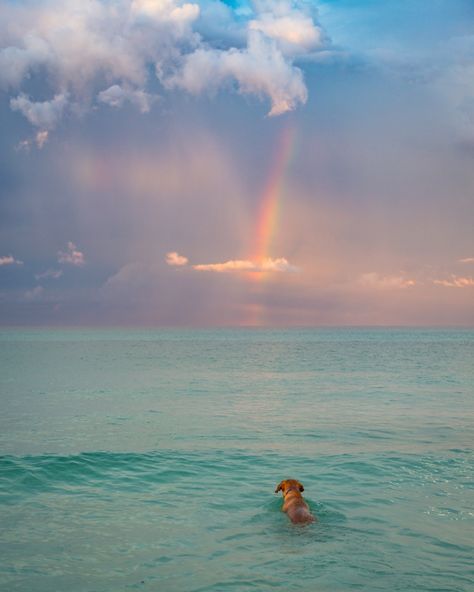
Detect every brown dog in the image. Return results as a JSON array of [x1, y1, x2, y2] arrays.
[[275, 479, 315, 525]]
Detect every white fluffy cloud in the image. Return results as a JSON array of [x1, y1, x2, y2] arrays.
[[0, 0, 199, 90], [131, 0, 200, 25], [250, 0, 323, 56], [165, 29, 307, 116], [1, 0, 324, 133]]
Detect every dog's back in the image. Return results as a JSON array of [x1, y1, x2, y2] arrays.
[[275, 479, 315, 525]]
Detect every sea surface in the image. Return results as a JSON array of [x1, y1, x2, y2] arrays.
[[0, 328, 473, 592]]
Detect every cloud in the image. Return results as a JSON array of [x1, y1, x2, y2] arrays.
[[35, 269, 63, 280], [0, 0, 200, 91], [434, 275, 474, 288], [15, 139, 32, 153], [459, 257, 474, 264], [1, 0, 322, 133], [0, 0, 199, 129], [10, 93, 68, 129], [193, 256, 298, 273], [166, 251, 189, 266], [57, 242, 85, 266], [165, 29, 307, 116], [359, 272, 416, 289], [131, 0, 200, 25], [0, 35, 51, 90], [250, 0, 324, 57], [36, 130, 49, 148], [15, 130, 49, 152], [23, 285, 44, 301], [165, 251, 298, 272], [98, 84, 157, 113], [0, 255, 23, 266]]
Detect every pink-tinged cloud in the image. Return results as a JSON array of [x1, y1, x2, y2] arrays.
[[193, 257, 298, 273], [459, 257, 474, 264], [166, 251, 189, 266], [0, 255, 23, 266], [434, 275, 474, 288], [165, 252, 298, 273], [57, 242, 85, 266], [359, 272, 416, 289]]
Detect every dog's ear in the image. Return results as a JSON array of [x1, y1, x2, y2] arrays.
[[275, 481, 283, 493], [298, 482, 304, 492]]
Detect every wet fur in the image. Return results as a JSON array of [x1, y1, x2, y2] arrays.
[[275, 479, 315, 525]]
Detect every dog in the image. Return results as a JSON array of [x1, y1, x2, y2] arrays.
[[275, 479, 315, 524]]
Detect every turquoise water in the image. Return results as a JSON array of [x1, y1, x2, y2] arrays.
[[0, 328, 473, 591]]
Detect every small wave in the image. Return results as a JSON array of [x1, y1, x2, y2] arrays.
[[0, 449, 294, 502], [2, 449, 472, 493]]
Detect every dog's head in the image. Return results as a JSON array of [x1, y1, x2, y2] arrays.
[[275, 478, 304, 495]]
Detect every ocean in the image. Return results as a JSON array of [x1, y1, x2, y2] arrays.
[[0, 328, 473, 591]]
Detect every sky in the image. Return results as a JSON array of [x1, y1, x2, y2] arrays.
[[0, 0, 473, 326]]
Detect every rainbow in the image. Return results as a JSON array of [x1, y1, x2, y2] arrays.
[[245, 124, 297, 325], [252, 124, 296, 265]]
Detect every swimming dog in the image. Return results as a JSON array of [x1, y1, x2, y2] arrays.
[[275, 479, 315, 524]]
